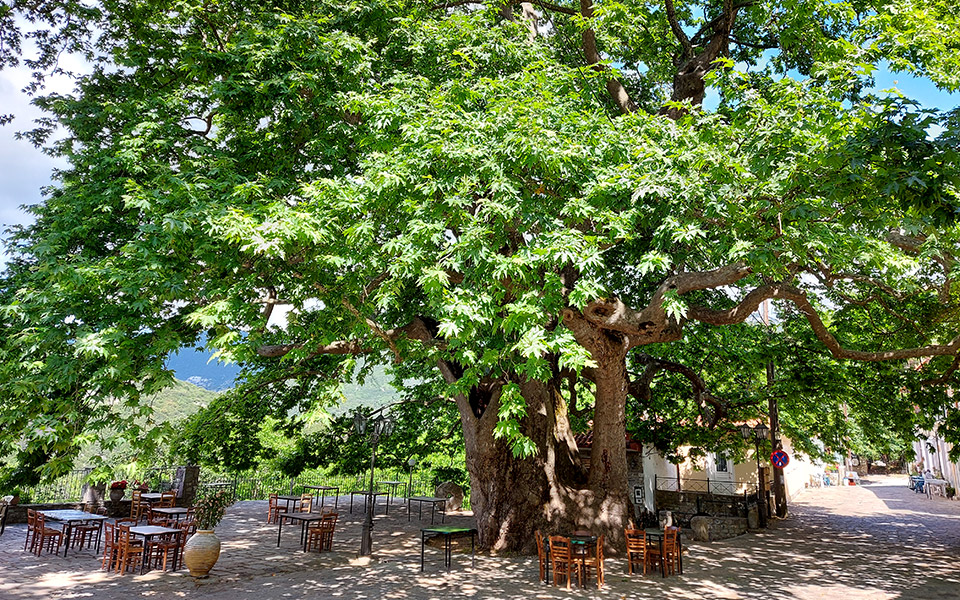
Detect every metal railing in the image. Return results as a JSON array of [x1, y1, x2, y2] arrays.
[[198, 467, 472, 509], [18, 466, 181, 504], [654, 475, 744, 496]]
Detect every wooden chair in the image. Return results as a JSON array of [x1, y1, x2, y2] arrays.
[[534, 530, 550, 583], [101, 521, 119, 571], [665, 526, 681, 574], [72, 515, 101, 551], [0, 502, 7, 536], [306, 512, 338, 552], [160, 491, 176, 508], [267, 493, 287, 524], [582, 534, 605, 588], [34, 514, 64, 556], [130, 490, 146, 522], [147, 527, 181, 572], [23, 508, 38, 553], [645, 528, 677, 577], [298, 493, 314, 513], [624, 528, 648, 575], [116, 524, 145, 574], [548, 535, 581, 589], [147, 507, 170, 527]]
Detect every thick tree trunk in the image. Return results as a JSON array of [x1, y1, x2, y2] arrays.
[[460, 378, 588, 551]]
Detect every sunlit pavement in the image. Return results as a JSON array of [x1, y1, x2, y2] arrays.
[[2, 476, 958, 599]]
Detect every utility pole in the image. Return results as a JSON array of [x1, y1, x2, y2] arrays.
[[763, 300, 788, 518]]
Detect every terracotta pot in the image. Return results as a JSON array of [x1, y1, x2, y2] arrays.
[[109, 489, 124, 503], [183, 530, 221, 578]]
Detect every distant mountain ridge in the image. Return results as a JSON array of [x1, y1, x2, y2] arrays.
[[165, 347, 400, 407]]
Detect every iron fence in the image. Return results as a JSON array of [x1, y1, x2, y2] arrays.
[[198, 466, 472, 509], [18, 465, 181, 504], [654, 475, 744, 496]]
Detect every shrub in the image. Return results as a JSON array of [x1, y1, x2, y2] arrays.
[[193, 490, 231, 530]]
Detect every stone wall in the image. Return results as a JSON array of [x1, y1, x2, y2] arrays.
[[3, 500, 133, 524], [690, 515, 748, 542]]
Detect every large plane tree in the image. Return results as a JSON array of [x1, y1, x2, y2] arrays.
[[1, 0, 959, 550]]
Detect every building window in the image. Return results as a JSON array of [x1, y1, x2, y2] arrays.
[[715, 453, 728, 473]]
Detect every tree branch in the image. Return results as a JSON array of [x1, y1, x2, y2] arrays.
[[689, 283, 960, 362], [257, 319, 434, 358], [664, 0, 692, 58]]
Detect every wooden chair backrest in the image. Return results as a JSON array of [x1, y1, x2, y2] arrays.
[[268, 493, 279, 507], [103, 521, 116, 545], [535, 530, 546, 560], [624, 529, 644, 553], [321, 512, 338, 528], [26, 508, 37, 529], [160, 491, 176, 507], [664, 526, 678, 550], [548, 535, 572, 562], [299, 494, 313, 513]]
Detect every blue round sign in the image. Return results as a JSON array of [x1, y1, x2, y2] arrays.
[[771, 450, 790, 469]]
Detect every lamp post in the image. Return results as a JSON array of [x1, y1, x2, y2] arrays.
[[354, 410, 396, 556], [407, 457, 417, 499], [740, 422, 770, 528]]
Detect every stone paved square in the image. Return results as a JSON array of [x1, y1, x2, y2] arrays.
[[2, 476, 959, 599]]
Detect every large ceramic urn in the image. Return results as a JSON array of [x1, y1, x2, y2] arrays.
[[109, 488, 124, 503], [183, 530, 221, 578]]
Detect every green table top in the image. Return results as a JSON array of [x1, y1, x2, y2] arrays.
[[422, 526, 476, 535]]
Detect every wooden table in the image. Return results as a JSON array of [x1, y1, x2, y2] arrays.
[[420, 526, 476, 571], [407, 496, 447, 524], [302, 485, 339, 510], [276, 512, 326, 551], [38, 510, 108, 556], [128, 525, 182, 573]]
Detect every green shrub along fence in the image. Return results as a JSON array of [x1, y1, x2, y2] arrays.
[[19, 464, 472, 509], [198, 465, 472, 510]]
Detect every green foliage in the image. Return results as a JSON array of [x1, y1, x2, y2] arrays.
[[0, 0, 958, 487], [193, 489, 230, 530]]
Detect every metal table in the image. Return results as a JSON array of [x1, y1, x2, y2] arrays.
[[407, 496, 447, 524], [349, 490, 387, 515], [302, 485, 339, 510], [378, 480, 407, 510], [151, 507, 190, 521], [128, 525, 182, 573], [276, 512, 326, 551], [38, 510, 108, 556], [420, 526, 477, 571], [140, 493, 163, 503]]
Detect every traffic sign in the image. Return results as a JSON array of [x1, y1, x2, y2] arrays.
[[770, 450, 790, 468]]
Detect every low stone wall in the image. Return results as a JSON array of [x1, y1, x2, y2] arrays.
[[690, 515, 748, 542], [3, 501, 133, 524]]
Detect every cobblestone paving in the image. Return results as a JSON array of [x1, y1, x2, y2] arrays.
[[1, 476, 958, 599]]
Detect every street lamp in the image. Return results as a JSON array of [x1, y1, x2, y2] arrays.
[[354, 410, 396, 556], [407, 457, 417, 499], [740, 422, 770, 527]]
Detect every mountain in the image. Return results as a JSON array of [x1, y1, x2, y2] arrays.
[[165, 347, 242, 391]]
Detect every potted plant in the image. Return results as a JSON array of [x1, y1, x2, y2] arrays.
[[183, 490, 231, 578], [947, 485, 956, 499], [109, 480, 128, 503]]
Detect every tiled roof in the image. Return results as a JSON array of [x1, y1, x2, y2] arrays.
[[574, 431, 642, 451]]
